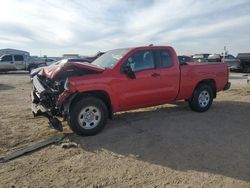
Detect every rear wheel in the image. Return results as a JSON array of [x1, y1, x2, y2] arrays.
[[189, 84, 213, 112], [68, 97, 108, 136]]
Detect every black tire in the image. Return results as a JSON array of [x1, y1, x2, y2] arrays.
[[189, 84, 213, 112], [68, 97, 108, 136]]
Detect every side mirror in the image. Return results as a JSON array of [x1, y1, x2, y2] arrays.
[[122, 64, 136, 79]]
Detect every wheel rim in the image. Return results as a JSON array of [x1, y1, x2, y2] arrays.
[[78, 106, 101, 130], [198, 90, 210, 108]]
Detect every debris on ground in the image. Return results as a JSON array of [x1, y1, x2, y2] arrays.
[[61, 142, 78, 149], [0, 134, 65, 163]]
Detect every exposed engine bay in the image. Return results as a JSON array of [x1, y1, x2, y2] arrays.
[[31, 63, 103, 130]]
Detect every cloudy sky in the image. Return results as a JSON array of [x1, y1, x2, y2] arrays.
[[0, 0, 249, 56]]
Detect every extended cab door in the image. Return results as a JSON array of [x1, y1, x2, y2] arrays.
[[154, 49, 180, 102], [113, 49, 164, 110], [13, 55, 25, 70], [0, 55, 15, 70]]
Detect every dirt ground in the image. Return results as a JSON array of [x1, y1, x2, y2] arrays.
[[0, 72, 249, 188]]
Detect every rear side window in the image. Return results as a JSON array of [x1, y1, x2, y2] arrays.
[[1, 55, 13, 62], [126, 50, 155, 71], [156, 50, 173, 68], [14, 55, 24, 61]]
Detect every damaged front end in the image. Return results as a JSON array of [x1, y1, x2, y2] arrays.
[[31, 62, 104, 131], [31, 75, 70, 131]]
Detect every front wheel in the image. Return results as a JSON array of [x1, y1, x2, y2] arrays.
[[189, 84, 213, 112], [68, 97, 108, 136]]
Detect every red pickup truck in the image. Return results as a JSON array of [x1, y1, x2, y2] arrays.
[[31, 46, 230, 136]]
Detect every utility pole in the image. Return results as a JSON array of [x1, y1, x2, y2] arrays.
[[224, 46, 228, 56], [222, 46, 228, 62]]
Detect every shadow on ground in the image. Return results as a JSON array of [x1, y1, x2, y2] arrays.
[[0, 84, 15, 91], [70, 101, 250, 182]]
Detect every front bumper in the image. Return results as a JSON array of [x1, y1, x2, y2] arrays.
[[31, 75, 71, 131], [31, 90, 50, 117], [223, 82, 231, 91], [31, 76, 56, 117], [31, 75, 74, 118]]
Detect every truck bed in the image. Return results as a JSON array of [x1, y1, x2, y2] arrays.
[[177, 62, 229, 100]]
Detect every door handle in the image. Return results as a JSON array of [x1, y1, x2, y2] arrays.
[[151, 73, 160, 77], [10, 61, 14, 64]]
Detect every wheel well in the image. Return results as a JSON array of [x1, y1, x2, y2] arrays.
[[71, 90, 113, 119], [195, 79, 217, 98]]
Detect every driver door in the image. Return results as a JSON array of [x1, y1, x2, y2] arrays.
[[112, 50, 164, 111]]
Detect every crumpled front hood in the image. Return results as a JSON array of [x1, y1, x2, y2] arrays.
[[39, 62, 104, 80]]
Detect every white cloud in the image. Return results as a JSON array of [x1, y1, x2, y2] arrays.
[[0, 0, 249, 56]]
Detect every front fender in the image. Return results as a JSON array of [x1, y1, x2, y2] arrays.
[[74, 84, 119, 112], [60, 92, 78, 119], [60, 87, 119, 120]]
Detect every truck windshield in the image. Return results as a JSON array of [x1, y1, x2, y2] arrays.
[[92, 49, 130, 68]]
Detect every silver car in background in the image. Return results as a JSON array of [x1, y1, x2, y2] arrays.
[[192, 53, 211, 63], [222, 54, 241, 71]]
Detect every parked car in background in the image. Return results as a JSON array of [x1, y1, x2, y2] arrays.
[[30, 58, 90, 78], [221, 54, 241, 71], [31, 45, 230, 136], [0, 54, 28, 72], [0, 48, 58, 73], [0, 54, 42, 73], [236, 53, 250, 73], [81, 51, 105, 63], [28, 57, 56, 72], [178, 55, 194, 64], [192, 53, 211, 63], [0, 52, 42, 73], [207, 54, 222, 62], [0, 49, 32, 72]]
